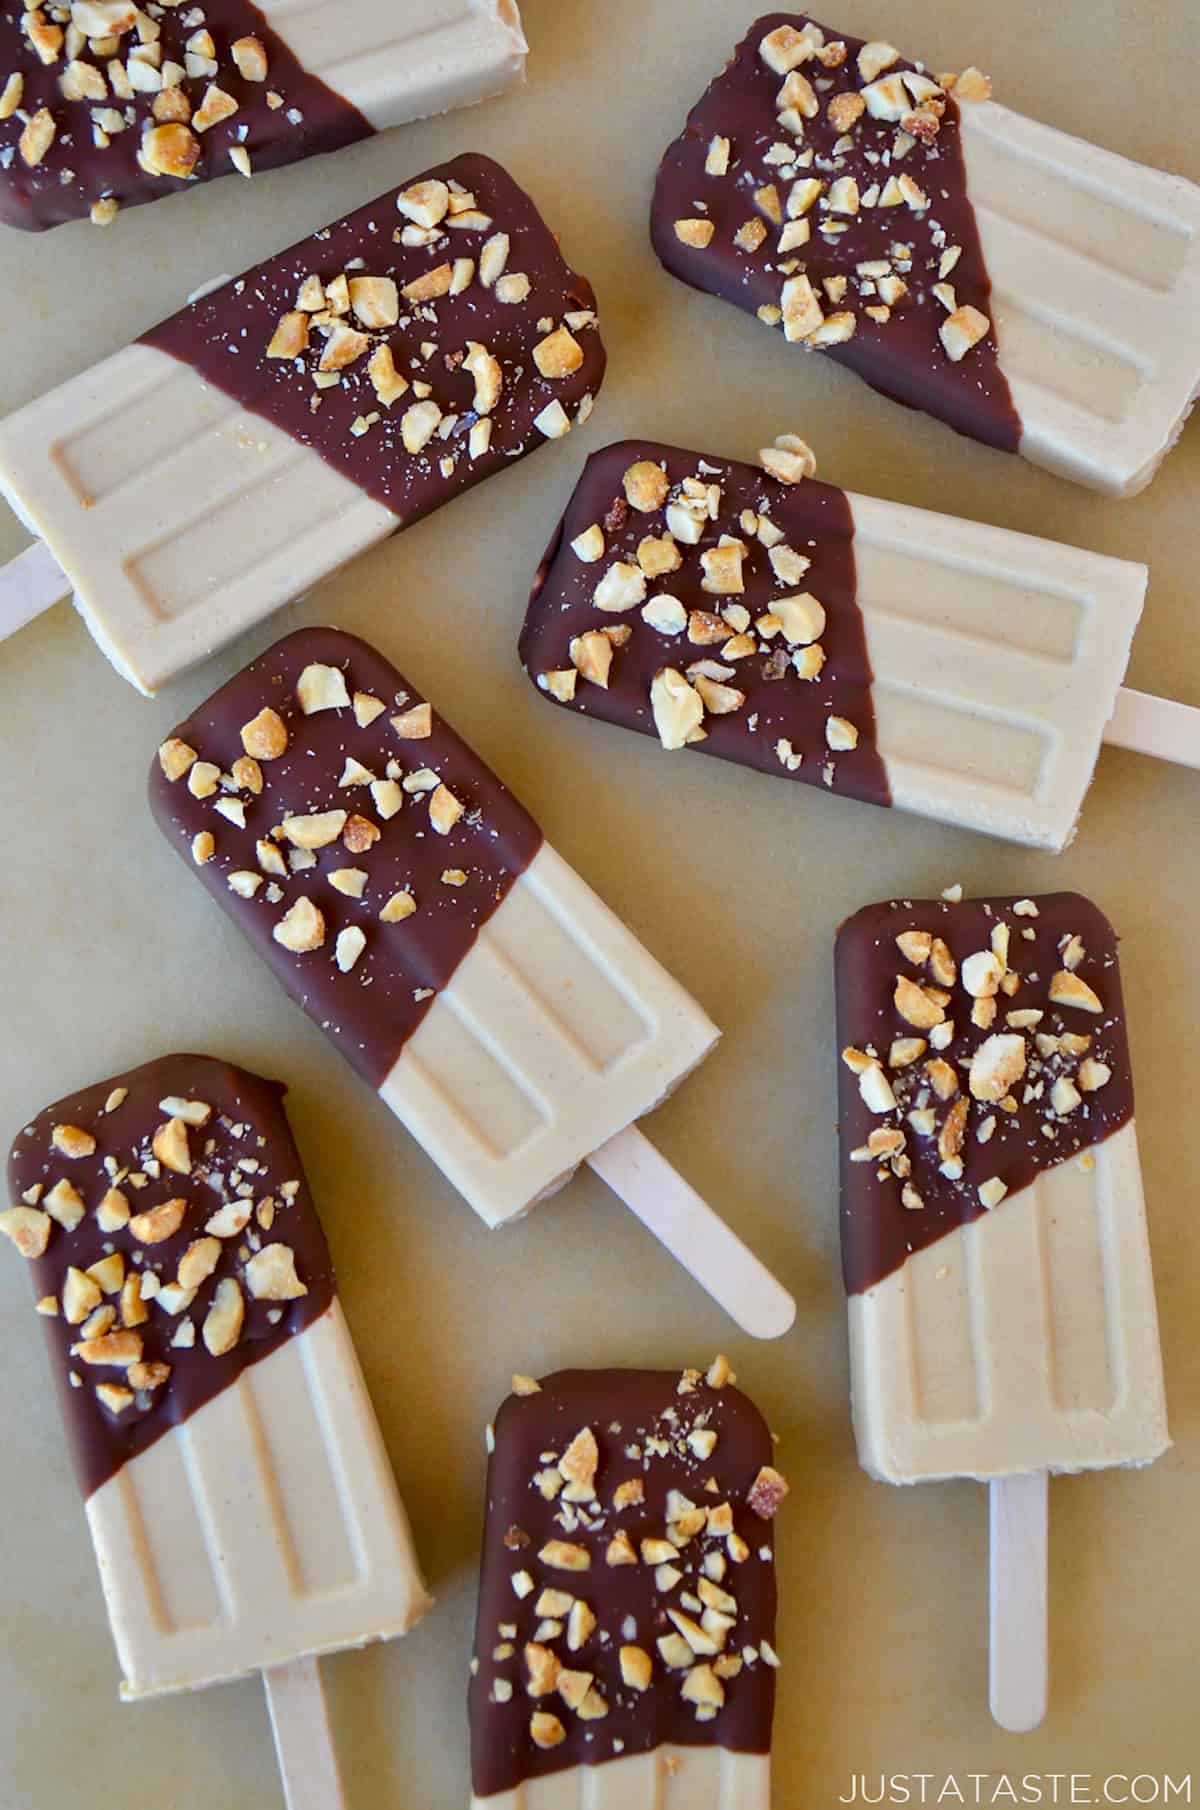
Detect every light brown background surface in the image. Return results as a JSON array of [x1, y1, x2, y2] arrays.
[[0, 3, 1197, 1806]]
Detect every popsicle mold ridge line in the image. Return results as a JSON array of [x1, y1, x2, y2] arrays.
[[650, 13, 1200, 495], [0, 151, 605, 694], [149, 627, 723, 1234], [0, 0, 528, 233], [2, 1052, 431, 1699], [520, 438, 1148, 853], [834, 892, 1169, 1483], [468, 1366, 785, 1805]]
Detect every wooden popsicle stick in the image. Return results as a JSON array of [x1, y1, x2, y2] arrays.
[[1104, 686, 1200, 770], [263, 1656, 347, 1810], [587, 1125, 796, 1340], [0, 540, 71, 641], [989, 1471, 1049, 1733]]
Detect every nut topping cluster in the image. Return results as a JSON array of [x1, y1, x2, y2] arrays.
[[472, 1364, 785, 1787], [529, 438, 885, 803], [658, 15, 1001, 381], [839, 896, 1127, 1230], [164, 662, 470, 977], [1, 0, 298, 224], [152, 632, 544, 1090], [144, 156, 605, 521], [2, 1067, 316, 1442], [159, 659, 472, 972], [259, 170, 598, 467]]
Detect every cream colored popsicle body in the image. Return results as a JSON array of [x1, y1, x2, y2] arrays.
[[91, 1302, 428, 1698], [379, 845, 720, 1228], [255, 0, 527, 131], [959, 101, 1200, 497], [850, 1123, 1169, 1483], [372, 844, 787, 1335], [0, 344, 394, 695], [471, 1748, 770, 1810], [848, 494, 1148, 850], [522, 441, 1186, 856]]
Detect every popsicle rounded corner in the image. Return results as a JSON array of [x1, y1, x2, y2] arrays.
[[482, 0, 529, 69]]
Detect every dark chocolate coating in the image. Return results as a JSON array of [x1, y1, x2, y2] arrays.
[[520, 439, 890, 810], [149, 626, 543, 1089], [836, 894, 1134, 1296], [143, 152, 606, 518], [6, 1053, 335, 1499], [0, 0, 370, 233], [651, 14, 1020, 455], [469, 1369, 781, 1798]]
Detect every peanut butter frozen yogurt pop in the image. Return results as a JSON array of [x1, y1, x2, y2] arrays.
[[1, 1052, 430, 1807], [469, 1363, 787, 1809], [149, 627, 795, 1339], [651, 14, 1200, 496], [521, 438, 1200, 852], [0, 0, 527, 231], [0, 151, 604, 691], [835, 892, 1168, 1731]]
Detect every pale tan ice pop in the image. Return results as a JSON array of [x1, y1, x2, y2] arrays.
[[650, 14, 1200, 495], [848, 1122, 1167, 1484], [91, 1302, 429, 1699], [2, 1054, 429, 1798], [151, 629, 795, 1339], [836, 892, 1168, 1728], [255, 0, 528, 134], [522, 439, 1200, 857]]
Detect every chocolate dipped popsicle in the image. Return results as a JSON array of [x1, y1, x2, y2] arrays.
[[521, 437, 1200, 852], [835, 892, 1168, 1727], [522, 436, 887, 816], [1, 1052, 428, 1787], [469, 1362, 786, 1808], [650, 14, 1200, 495], [0, 151, 605, 692], [0, 0, 527, 231], [149, 627, 795, 1338]]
